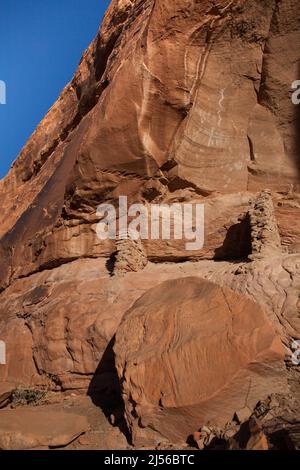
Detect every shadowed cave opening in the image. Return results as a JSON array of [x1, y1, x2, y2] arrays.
[[214, 214, 252, 261]]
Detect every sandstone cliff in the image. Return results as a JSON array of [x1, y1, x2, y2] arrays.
[[0, 0, 299, 450]]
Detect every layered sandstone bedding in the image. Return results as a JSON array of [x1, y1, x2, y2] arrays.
[[0, 0, 299, 450]]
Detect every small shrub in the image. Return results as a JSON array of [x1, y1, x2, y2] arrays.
[[11, 388, 47, 407]]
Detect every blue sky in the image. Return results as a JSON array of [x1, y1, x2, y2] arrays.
[[0, 0, 111, 179]]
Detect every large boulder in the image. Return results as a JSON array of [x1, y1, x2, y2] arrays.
[[114, 277, 288, 445]]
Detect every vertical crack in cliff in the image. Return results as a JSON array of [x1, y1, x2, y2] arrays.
[[137, 0, 163, 175], [247, 135, 256, 162], [257, 0, 281, 110], [245, 0, 281, 190]]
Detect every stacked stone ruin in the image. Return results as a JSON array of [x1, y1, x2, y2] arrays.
[[113, 231, 148, 275], [249, 190, 283, 260]]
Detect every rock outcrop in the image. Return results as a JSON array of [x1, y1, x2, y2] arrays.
[[0, 0, 299, 450], [0, 408, 89, 450], [0, 383, 15, 409], [114, 277, 287, 445], [0, 0, 300, 291]]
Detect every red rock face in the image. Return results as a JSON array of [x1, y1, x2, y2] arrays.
[[114, 277, 287, 445], [0, 0, 299, 447], [0, 0, 299, 290]]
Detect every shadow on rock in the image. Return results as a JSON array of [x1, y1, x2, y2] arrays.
[[214, 214, 252, 260], [87, 336, 132, 444]]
